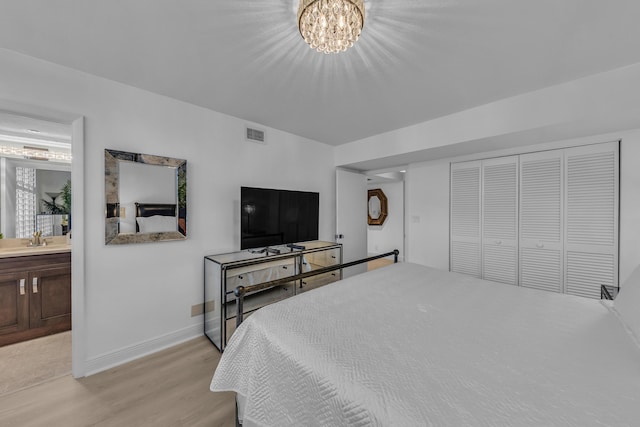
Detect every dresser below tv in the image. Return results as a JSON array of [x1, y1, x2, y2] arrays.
[[204, 240, 342, 351]]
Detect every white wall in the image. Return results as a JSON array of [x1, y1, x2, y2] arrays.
[[619, 136, 640, 283], [0, 48, 336, 374], [405, 162, 450, 270], [404, 134, 640, 285], [367, 181, 404, 260]]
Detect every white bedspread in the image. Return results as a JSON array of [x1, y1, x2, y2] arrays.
[[210, 263, 640, 426]]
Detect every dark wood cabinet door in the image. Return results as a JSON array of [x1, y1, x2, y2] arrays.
[[0, 272, 29, 336], [29, 266, 71, 330]]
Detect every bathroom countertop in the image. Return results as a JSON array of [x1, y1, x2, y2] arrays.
[[0, 237, 71, 258], [0, 244, 71, 258]]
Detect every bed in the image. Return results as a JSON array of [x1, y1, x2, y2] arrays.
[[210, 262, 640, 426], [134, 202, 185, 234]]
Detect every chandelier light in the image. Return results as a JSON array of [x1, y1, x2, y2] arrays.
[[297, 0, 365, 54]]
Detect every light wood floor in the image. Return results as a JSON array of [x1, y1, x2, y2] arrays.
[[0, 330, 71, 396], [367, 257, 395, 271], [0, 336, 235, 427]]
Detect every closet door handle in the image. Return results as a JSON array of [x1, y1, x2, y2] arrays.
[[32, 277, 38, 294], [19, 279, 26, 295], [536, 242, 544, 249]]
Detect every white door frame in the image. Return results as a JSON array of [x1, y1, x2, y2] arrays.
[[336, 167, 368, 277]]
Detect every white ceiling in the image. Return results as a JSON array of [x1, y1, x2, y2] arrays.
[[0, 112, 71, 145], [0, 112, 72, 164], [1, 0, 640, 146]]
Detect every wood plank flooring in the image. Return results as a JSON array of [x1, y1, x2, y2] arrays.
[[367, 257, 395, 271], [0, 330, 71, 396], [0, 336, 235, 427]]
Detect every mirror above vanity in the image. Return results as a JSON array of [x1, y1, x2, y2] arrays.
[[105, 149, 187, 245], [0, 112, 72, 241]]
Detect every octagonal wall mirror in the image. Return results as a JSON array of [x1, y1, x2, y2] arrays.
[[105, 149, 187, 244], [368, 188, 388, 226]]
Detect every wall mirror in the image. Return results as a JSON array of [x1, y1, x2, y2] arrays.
[[367, 188, 388, 226], [105, 149, 186, 244], [0, 111, 72, 240]]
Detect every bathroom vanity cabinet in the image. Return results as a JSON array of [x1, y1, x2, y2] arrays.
[[0, 252, 71, 346]]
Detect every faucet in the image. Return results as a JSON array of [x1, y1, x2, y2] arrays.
[[29, 231, 42, 246]]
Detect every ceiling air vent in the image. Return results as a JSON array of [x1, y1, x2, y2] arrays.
[[245, 127, 266, 144]]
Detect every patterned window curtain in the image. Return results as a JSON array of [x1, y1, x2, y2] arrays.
[[15, 167, 37, 238]]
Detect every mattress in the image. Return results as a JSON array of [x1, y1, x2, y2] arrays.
[[210, 262, 640, 426]]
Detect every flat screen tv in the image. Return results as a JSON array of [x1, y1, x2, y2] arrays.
[[241, 186, 319, 250]]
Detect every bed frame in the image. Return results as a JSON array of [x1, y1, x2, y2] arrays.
[[232, 249, 400, 328]]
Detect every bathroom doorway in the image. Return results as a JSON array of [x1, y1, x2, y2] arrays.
[[0, 111, 74, 394]]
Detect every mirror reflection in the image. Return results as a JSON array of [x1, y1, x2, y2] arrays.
[[1, 158, 71, 239], [36, 214, 69, 237], [368, 195, 381, 220], [0, 112, 73, 241], [105, 149, 187, 245]]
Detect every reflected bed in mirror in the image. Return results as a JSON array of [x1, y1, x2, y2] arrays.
[[105, 149, 187, 244]]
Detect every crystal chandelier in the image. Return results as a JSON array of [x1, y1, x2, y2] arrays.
[[297, 0, 365, 54]]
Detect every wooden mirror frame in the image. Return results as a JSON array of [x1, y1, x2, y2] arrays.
[[367, 188, 388, 226]]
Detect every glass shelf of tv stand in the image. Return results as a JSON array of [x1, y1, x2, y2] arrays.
[[204, 240, 342, 351]]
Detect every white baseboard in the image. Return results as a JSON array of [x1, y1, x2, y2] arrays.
[[84, 323, 204, 376]]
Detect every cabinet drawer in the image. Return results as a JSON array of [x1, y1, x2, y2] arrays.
[[226, 263, 296, 303], [301, 270, 340, 291], [305, 248, 340, 268], [324, 249, 340, 266]]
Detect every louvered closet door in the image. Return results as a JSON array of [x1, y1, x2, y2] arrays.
[[482, 156, 518, 285], [564, 142, 619, 298], [450, 161, 481, 278], [519, 151, 564, 293]]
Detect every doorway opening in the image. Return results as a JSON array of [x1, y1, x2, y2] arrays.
[[0, 111, 76, 394], [365, 168, 406, 270]]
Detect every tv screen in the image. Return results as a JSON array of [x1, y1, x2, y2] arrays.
[[241, 187, 319, 249]]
